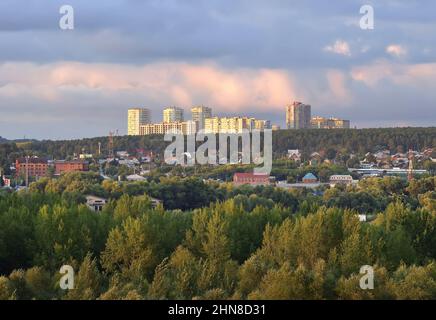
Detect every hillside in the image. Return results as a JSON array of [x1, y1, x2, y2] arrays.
[[1, 127, 435, 163]]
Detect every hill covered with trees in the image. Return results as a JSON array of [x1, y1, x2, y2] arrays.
[[1, 127, 435, 163]]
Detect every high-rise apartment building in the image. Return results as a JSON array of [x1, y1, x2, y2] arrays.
[[286, 101, 311, 129], [139, 120, 196, 135], [204, 117, 270, 134], [191, 106, 212, 131], [311, 116, 350, 129], [128, 108, 151, 135], [163, 107, 184, 123], [253, 119, 272, 130], [204, 117, 220, 134], [331, 118, 350, 129]]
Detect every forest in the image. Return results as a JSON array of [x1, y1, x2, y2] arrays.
[[0, 172, 435, 300]]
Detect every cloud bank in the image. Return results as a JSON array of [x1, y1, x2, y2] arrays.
[[0, 0, 435, 138]]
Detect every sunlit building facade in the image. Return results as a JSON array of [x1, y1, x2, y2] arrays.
[[139, 121, 196, 135], [163, 107, 184, 123], [128, 108, 151, 135], [286, 101, 311, 129], [311, 116, 350, 129], [204, 117, 270, 134], [191, 106, 212, 131]]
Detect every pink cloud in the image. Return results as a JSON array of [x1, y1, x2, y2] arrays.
[[325, 70, 352, 104], [386, 44, 407, 58], [324, 40, 351, 57], [0, 61, 300, 112], [351, 60, 436, 87], [0, 61, 356, 115]]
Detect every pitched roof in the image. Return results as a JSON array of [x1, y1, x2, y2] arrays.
[[303, 173, 317, 180]]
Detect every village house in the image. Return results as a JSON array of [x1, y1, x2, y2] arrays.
[[287, 149, 302, 162], [86, 195, 108, 212], [309, 152, 322, 166], [233, 172, 271, 186], [302, 172, 318, 184]]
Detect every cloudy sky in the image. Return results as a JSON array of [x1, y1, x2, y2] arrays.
[[0, 0, 435, 139]]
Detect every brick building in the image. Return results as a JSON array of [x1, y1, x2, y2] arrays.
[[233, 172, 270, 186], [54, 160, 89, 175], [15, 157, 48, 178]]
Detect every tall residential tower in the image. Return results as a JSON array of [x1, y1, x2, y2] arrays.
[[163, 107, 184, 123], [128, 108, 151, 135], [191, 106, 212, 131], [286, 101, 311, 129]]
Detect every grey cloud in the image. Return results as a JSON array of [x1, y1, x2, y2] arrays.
[[0, 0, 435, 139]]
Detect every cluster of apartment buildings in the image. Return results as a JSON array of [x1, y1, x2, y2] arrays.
[[128, 106, 271, 135], [286, 101, 350, 129], [127, 101, 349, 136]]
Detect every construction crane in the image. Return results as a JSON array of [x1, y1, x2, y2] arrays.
[[108, 131, 115, 158]]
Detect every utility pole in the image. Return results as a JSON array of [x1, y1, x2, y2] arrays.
[[25, 156, 29, 188], [408, 149, 414, 182]]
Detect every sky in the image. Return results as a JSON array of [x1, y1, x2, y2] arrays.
[[0, 0, 435, 139]]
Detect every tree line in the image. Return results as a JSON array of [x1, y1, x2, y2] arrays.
[[1, 128, 435, 172]]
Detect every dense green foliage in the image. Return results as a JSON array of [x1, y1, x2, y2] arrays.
[[0, 173, 435, 300], [272, 127, 436, 158]]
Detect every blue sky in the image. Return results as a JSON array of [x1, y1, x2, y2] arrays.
[[0, 0, 435, 139]]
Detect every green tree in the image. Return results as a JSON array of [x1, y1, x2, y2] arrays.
[[65, 253, 102, 300]]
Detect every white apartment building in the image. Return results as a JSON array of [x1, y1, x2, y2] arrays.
[[139, 120, 196, 135], [204, 117, 270, 134], [163, 107, 184, 123], [286, 101, 311, 129], [191, 106, 212, 130], [127, 108, 151, 135]]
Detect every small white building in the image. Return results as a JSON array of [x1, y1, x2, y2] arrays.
[[126, 174, 147, 182], [116, 151, 130, 159], [329, 175, 354, 186], [79, 154, 93, 159], [86, 195, 108, 212]]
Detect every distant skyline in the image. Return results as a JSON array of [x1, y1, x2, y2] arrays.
[[1, 0, 436, 140]]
